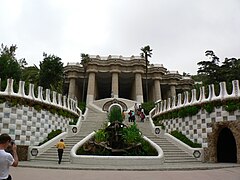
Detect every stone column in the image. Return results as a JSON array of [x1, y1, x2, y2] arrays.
[[154, 79, 162, 101], [111, 72, 118, 98], [170, 85, 176, 98], [135, 73, 143, 103], [86, 72, 96, 104], [68, 78, 76, 98]]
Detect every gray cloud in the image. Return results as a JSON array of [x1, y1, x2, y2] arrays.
[[0, 0, 239, 74]]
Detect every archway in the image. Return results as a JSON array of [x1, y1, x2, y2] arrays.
[[217, 127, 237, 163]]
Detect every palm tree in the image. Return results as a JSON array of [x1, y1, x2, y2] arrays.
[[140, 45, 152, 102], [81, 53, 90, 102]]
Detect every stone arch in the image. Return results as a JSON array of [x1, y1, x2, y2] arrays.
[[108, 103, 123, 113], [102, 99, 128, 112], [217, 127, 237, 163], [206, 121, 240, 163]]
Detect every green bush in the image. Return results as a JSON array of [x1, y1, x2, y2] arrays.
[[122, 124, 142, 144], [141, 101, 155, 115], [203, 103, 214, 113], [108, 106, 123, 123], [39, 129, 62, 145], [94, 129, 108, 143], [225, 101, 239, 112], [78, 101, 86, 114], [170, 130, 201, 148], [69, 118, 79, 125]]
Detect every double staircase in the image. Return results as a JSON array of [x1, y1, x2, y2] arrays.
[[136, 121, 199, 163], [33, 99, 200, 165], [33, 104, 107, 162]]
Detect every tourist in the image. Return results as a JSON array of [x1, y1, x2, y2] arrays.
[[56, 139, 66, 164], [122, 110, 125, 121], [140, 111, 145, 122], [128, 110, 132, 122], [131, 110, 136, 122], [0, 133, 19, 180]]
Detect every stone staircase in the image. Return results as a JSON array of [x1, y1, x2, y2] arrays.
[[33, 104, 107, 162], [136, 121, 200, 164], [32, 98, 200, 165]]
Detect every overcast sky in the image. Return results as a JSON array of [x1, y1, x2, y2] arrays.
[[0, 0, 239, 74]]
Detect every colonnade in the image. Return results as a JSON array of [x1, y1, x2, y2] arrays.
[[67, 71, 177, 104]]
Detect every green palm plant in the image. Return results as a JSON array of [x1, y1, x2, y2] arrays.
[[140, 45, 152, 102], [81, 53, 90, 102], [94, 129, 108, 143], [122, 124, 142, 145]]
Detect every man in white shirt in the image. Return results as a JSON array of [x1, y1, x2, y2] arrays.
[[0, 134, 18, 180]]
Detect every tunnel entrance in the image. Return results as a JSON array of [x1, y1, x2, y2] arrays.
[[217, 127, 237, 163]]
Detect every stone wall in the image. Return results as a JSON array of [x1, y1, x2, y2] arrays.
[[0, 102, 70, 146], [206, 120, 240, 163]]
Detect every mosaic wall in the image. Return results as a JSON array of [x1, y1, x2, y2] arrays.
[[0, 102, 69, 146], [162, 107, 240, 147]]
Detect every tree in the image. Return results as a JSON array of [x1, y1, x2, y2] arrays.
[[197, 50, 220, 84], [39, 53, 64, 93], [0, 44, 22, 90], [80, 53, 90, 102], [140, 45, 152, 102], [196, 50, 240, 92], [22, 65, 40, 93]]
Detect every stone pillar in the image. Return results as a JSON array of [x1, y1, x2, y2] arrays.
[[154, 79, 162, 101], [86, 72, 96, 104], [170, 85, 176, 98], [111, 72, 118, 98], [135, 73, 143, 103], [68, 78, 76, 98]]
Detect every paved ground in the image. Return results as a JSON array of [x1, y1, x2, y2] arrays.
[[10, 166, 240, 180]]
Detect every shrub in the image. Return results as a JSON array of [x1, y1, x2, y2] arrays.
[[69, 118, 79, 125], [203, 103, 214, 113], [108, 106, 123, 123], [94, 129, 108, 143], [141, 101, 155, 115], [225, 101, 239, 112], [171, 130, 201, 148], [78, 101, 86, 114], [38, 129, 62, 145], [122, 124, 142, 144]]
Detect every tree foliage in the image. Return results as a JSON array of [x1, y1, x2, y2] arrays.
[[80, 53, 90, 102], [39, 53, 64, 92], [196, 50, 240, 86], [140, 45, 152, 102], [0, 44, 22, 81]]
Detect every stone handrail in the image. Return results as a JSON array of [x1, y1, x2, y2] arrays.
[[152, 80, 240, 118], [0, 78, 81, 116]]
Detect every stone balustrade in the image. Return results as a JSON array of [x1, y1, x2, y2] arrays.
[[0, 78, 81, 116], [153, 80, 240, 118]]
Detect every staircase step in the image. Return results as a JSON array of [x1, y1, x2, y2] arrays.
[[32, 100, 200, 165]]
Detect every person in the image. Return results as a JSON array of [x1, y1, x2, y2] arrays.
[[128, 110, 132, 122], [122, 110, 125, 121], [56, 139, 65, 164], [0, 133, 18, 180], [134, 103, 138, 115], [140, 111, 145, 122]]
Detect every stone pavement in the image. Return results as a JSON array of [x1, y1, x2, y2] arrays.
[[17, 160, 240, 171], [10, 165, 240, 180]]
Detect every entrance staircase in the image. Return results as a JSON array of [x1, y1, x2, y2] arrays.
[[32, 99, 200, 164], [136, 121, 199, 163], [32, 103, 107, 162]]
